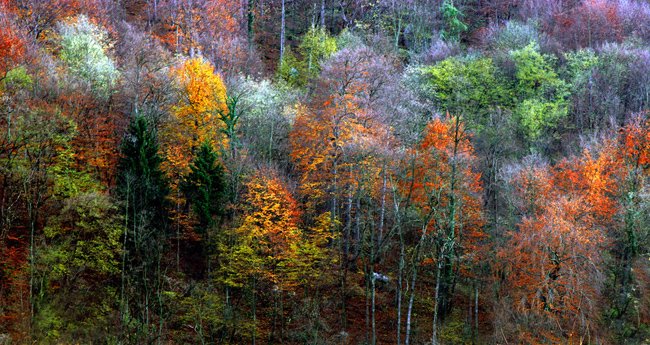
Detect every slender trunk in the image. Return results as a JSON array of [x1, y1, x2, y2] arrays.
[[365, 264, 370, 344], [339, 1, 348, 25], [176, 188, 181, 272], [268, 122, 274, 164], [25, 164, 43, 338], [157, 251, 164, 345], [404, 267, 417, 345], [432, 258, 443, 345], [345, 191, 352, 261], [341, 259, 348, 331], [320, 0, 325, 28], [371, 264, 377, 345], [474, 284, 479, 343], [175, 21, 180, 53], [378, 167, 386, 245], [280, 291, 284, 343], [354, 193, 361, 258], [280, 0, 286, 61], [252, 277, 257, 345], [312, 288, 320, 344], [392, 0, 401, 48], [144, 264, 150, 338], [272, 290, 278, 342], [120, 179, 130, 337], [396, 227, 404, 345], [222, 286, 231, 343], [28, 200, 35, 332], [468, 283, 473, 334], [394, 156, 415, 345], [247, 0, 256, 50]]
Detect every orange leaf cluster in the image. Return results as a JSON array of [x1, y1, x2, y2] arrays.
[[402, 115, 486, 274], [621, 114, 650, 171], [499, 139, 627, 341], [0, 9, 26, 79]]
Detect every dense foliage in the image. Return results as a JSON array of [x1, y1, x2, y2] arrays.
[[0, 0, 649, 344]]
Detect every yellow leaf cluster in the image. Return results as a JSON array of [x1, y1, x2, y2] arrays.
[[161, 57, 228, 185]]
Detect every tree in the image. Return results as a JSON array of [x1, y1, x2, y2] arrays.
[[510, 42, 569, 140], [116, 115, 170, 343], [183, 141, 225, 234], [606, 115, 650, 342], [0, 8, 26, 83], [418, 55, 512, 130], [550, 0, 622, 50], [58, 15, 119, 98], [0, 103, 74, 342], [9, 0, 80, 40], [161, 57, 228, 182], [298, 26, 337, 80], [56, 15, 122, 186], [153, 0, 249, 75], [440, 0, 468, 42], [290, 45, 395, 334], [235, 76, 299, 168], [182, 141, 226, 279], [116, 23, 174, 124], [498, 140, 623, 343], [160, 57, 228, 266], [277, 26, 337, 87], [401, 115, 485, 345], [36, 187, 123, 343], [219, 171, 301, 343]]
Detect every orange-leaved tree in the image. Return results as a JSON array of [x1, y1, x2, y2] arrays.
[[154, 0, 247, 75], [0, 7, 26, 82], [290, 47, 391, 217], [289, 47, 395, 332], [609, 114, 650, 336], [499, 140, 624, 343], [401, 114, 485, 344]]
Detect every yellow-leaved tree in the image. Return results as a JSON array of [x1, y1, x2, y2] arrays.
[[219, 169, 335, 342], [162, 57, 228, 180], [159, 57, 229, 265], [224, 171, 301, 290]]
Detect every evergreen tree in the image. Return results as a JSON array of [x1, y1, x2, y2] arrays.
[[115, 115, 170, 342], [117, 115, 169, 223], [184, 141, 226, 233]]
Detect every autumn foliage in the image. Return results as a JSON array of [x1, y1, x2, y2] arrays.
[[498, 138, 629, 342], [1, 0, 650, 344], [0, 8, 26, 80]]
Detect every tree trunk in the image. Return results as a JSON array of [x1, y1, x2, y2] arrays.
[[432, 258, 443, 345], [247, 0, 256, 51], [378, 167, 386, 244], [365, 264, 370, 344], [320, 0, 325, 28], [396, 229, 404, 345], [157, 251, 164, 345], [405, 267, 417, 345], [120, 178, 130, 338], [280, 0, 285, 61], [371, 264, 377, 345], [252, 277, 257, 345], [28, 200, 35, 331], [474, 284, 479, 343]]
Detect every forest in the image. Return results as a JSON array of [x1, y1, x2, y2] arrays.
[[0, 0, 649, 344]]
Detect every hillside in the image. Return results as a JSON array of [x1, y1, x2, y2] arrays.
[[0, 0, 649, 344]]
